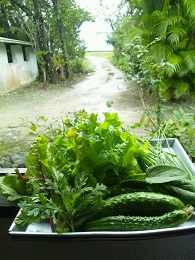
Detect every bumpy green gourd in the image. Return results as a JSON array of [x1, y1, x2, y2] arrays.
[[82, 210, 188, 231], [101, 192, 185, 217], [74, 192, 185, 229]]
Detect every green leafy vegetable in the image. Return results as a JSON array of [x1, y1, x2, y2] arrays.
[[9, 111, 150, 232], [146, 165, 192, 183], [0, 173, 32, 201], [146, 165, 195, 205], [0, 110, 194, 232], [15, 171, 106, 232]]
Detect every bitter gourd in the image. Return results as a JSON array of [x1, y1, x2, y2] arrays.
[[100, 192, 185, 217], [74, 192, 185, 229], [82, 210, 188, 231]]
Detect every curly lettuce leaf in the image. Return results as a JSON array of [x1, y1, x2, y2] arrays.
[[0, 173, 32, 202]]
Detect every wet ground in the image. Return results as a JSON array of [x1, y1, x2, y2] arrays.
[[0, 56, 148, 131], [0, 55, 194, 165]]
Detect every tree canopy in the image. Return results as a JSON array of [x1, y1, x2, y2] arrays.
[[109, 0, 195, 100], [0, 0, 92, 82]]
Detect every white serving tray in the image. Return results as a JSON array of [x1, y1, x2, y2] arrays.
[[9, 138, 195, 241], [8, 212, 195, 241]]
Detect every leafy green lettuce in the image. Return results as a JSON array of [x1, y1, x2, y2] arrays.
[[0, 111, 149, 232]]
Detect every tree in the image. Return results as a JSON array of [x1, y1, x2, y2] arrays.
[[0, 0, 92, 83], [32, 0, 54, 82], [109, 0, 195, 100], [52, 0, 69, 79]]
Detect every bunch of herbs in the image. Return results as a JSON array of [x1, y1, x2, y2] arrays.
[[0, 110, 194, 232]]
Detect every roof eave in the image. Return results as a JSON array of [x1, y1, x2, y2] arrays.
[[0, 37, 32, 46]]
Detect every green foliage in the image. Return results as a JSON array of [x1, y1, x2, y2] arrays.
[[146, 165, 195, 204], [131, 107, 195, 161], [86, 52, 113, 60], [24, 115, 64, 142], [164, 108, 195, 160], [1, 110, 194, 231], [109, 0, 195, 100], [0, 173, 32, 201], [0, 0, 93, 81], [0, 111, 154, 232], [69, 58, 88, 74]]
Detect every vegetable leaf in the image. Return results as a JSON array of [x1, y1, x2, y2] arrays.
[[0, 173, 32, 201], [146, 165, 192, 184], [1, 110, 193, 233], [149, 179, 195, 206]]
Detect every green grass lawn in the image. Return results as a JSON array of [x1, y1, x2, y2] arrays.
[[85, 51, 113, 60]]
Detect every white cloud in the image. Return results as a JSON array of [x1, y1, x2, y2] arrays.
[[76, 0, 121, 51]]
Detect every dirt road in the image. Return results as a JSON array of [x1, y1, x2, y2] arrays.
[[0, 56, 146, 131]]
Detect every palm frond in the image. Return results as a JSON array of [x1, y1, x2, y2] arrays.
[[167, 27, 187, 45], [143, 0, 165, 13], [150, 10, 163, 26], [174, 81, 190, 99], [176, 64, 191, 77], [149, 42, 165, 62], [164, 64, 175, 78], [167, 54, 182, 68], [150, 42, 174, 62], [156, 15, 185, 38], [156, 17, 170, 38], [124, 27, 143, 43], [180, 50, 195, 72], [183, 0, 195, 19], [141, 30, 156, 44], [142, 13, 153, 27], [164, 44, 175, 58], [177, 38, 188, 49], [165, 54, 182, 77], [160, 78, 174, 100]]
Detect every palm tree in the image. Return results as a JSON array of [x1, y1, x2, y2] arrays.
[[134, 0, 195, 99]]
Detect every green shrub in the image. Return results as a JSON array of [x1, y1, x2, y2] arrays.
[[130, 107, 195, 161]]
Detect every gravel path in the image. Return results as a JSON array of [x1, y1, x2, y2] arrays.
[[0, 56, 194, 167], [0, 56, 148, 131], [0, 55, 151, 164]]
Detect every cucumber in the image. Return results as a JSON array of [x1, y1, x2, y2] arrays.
[[100, 192, 185, 217], [104, 185, 149, 198], [74, 192, 185, 229], [82, 210, 188, 232]]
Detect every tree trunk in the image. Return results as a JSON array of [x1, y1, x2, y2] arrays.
[[32, 0, 54, 83], [52, 0, 70, 79], [11, 0, 55, 83]]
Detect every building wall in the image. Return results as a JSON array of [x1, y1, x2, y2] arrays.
[[0, 43, 38, 93]]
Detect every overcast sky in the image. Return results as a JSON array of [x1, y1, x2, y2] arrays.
[[76, 0, 122, 51]]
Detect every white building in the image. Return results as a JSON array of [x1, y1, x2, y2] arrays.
[[0, 37, 38, 93]]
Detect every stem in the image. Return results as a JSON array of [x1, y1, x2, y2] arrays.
[[39, 161, 52, 197], [137, 85, 157, 129], [50, 217, 56, 232], [39, 161, 54, 235], [39, 161, 46, 181], [69, 219, 75, 232]]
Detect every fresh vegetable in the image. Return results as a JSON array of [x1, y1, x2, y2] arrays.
[[74, 192, 185, 228], [0, 172, 31, 202], [145, 165, 195, 206], [0, 110, 194, 233], [14, 171, 106, 232], [1, 111, 151, 232], [99, 192, 185, 216], [81, 210, 189, 232]]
